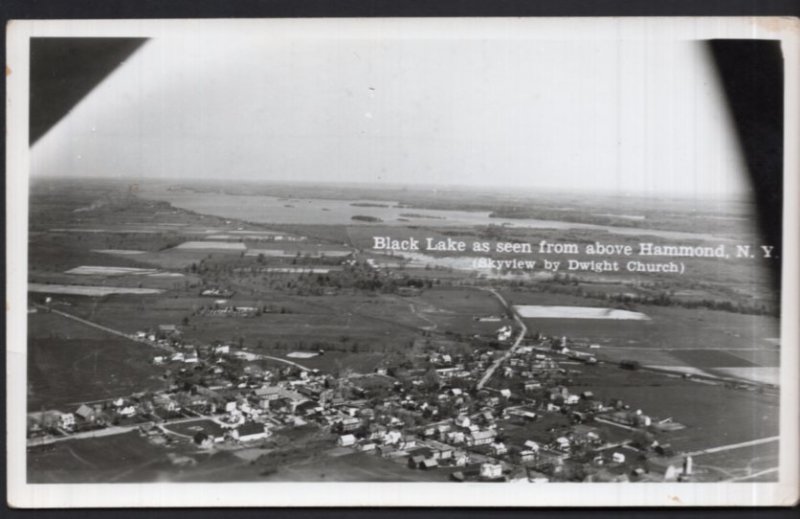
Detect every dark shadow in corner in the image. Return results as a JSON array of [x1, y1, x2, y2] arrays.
[[30, 37, 148, 145], [707, 39, 784, 294]]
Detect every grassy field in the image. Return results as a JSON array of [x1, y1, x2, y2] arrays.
[[27, 431, 184, 483], [262, 451, 446, 482], [27, 312, 163, 411], [505, 290, 778, 369], [500, 360, 781, 477], [691, 441, 779, 481], [563, 363, 780, 454]]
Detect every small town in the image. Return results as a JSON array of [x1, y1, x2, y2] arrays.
[[28, 292, 709, 484]]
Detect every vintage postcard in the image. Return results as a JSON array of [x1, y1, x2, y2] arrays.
[[5, 17, 799, 507]]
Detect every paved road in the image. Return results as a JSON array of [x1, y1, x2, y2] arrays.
[[475, 288, 528, 390], [727, 467, 779, 481], [684, 435, 780, 457]]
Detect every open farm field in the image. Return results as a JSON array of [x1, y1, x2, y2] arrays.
[[262, 451, 446, 482], [174, 241, 246, 251], [28, 284, 165, 296], [65, 266, 160, 276], [571, 369, 779, 454], [29, 232, 171, 273], [27, 313, 162, 410], [27, 431, 211, 483], [667, 349, 758, 368], [691, 441, 779, 481], [53, 290, 421, 353], [514, 305, 650, 320], [284, 351, 386, 374], [505, 290, 778, 353], [30, 269, 193, 291], [27, 311, 115, 340]]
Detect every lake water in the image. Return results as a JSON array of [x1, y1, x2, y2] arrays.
[[144, 191, 724, 242]]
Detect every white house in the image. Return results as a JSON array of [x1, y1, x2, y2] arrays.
[[118, 406, 136, 417], [338, 434, 356, 447], [384, 430, 402, 445], [524, 440, 541, 451], [480, 463, 503, 479], [490, 442, 508, 456], [59, 413, 76, 430]]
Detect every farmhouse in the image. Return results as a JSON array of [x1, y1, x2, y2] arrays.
[[524, 440, 541, 452], [117, 406, 136, 417], [58, 413, 76, 430], [466, 429, 496, 446], [516, 449, 537, 463], [524, 381, 542, 392], [74, 404, 95, 422], [338, 434, 356, 447], [340, 416, 361, 432], [490, 442, 508, 456], [420, 458, 439, 470]]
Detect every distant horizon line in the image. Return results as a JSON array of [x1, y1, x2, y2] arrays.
[[29, 174, 754, 202]]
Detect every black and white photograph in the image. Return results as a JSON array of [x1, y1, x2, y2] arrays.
[[5, 17, 799, 507]]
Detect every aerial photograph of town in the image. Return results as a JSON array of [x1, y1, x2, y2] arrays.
[[20, 23, 783, 486]]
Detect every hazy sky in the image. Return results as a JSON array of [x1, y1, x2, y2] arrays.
[[31, 34, 748, 196]]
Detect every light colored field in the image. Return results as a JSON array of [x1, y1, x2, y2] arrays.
[[244, 250, 289, 257], [514, 305, 650, 320], [50, 228, 158, 234], [712, 367, 780, 385], [28, 283, 163, 296], [206, 232, 285, 240], [174, 241, 246, 250], [287, 352, 319, 359], [390, 251, 480, 271], [644, 365, 712, 378], [260, 268, 331, 274], [245, 249, 350, 258], [65, 266, 159, 276], [92, 249, 146, 255], [228, 230, 284, 236]]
